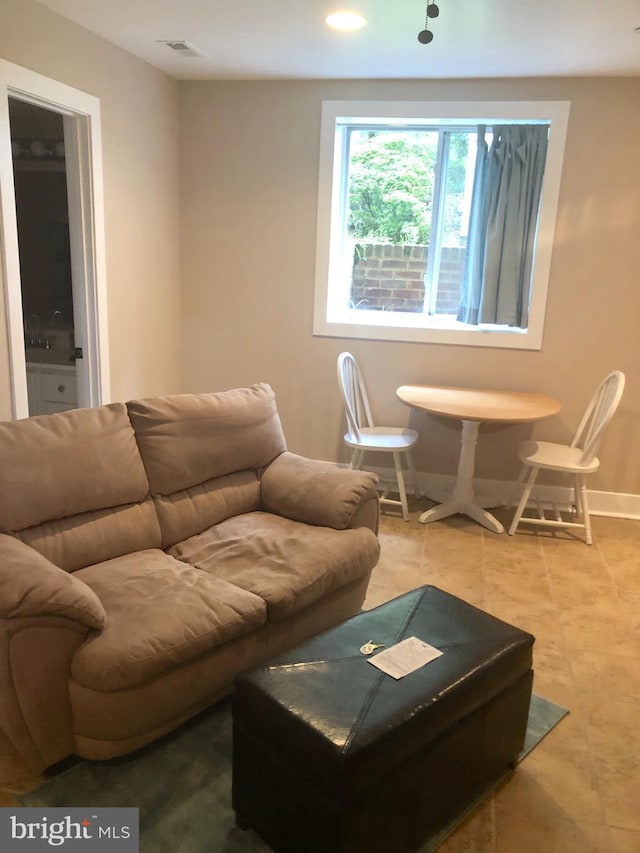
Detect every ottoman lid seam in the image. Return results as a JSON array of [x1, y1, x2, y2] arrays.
[[344, 586, 427, 752]]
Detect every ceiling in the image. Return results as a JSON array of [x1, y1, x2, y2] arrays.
[[36, 0, 640, 81]]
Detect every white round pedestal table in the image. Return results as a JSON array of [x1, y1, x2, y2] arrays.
[[396, 385, 561, 534]]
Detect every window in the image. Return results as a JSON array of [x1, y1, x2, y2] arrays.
[[313, 101, 570, 349]]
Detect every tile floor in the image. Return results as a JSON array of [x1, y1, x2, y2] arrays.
[[363, 503, 640, 852], [1, 501, 639, 851]]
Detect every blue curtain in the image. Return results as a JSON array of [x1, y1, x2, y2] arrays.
[[457, 124, 549, 328]]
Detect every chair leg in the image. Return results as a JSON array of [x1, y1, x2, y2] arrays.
[[393, 451, 410, 521], [577, 475, 593, 545], [508, 465, 538, 536], [507, 463, 528, 509], [349, 449, 363, 470], [573, 474, 583, 518], [405, 449, 421, 498]]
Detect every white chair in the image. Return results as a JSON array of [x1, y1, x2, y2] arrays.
[[337, 352, 420, 521], [508, 371, 625, 544]]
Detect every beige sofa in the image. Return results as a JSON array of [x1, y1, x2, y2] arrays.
[[0, 383, 380, 771]]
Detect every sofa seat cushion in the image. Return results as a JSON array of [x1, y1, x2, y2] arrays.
[[71, 550, 266, 691], [168, 512, 380, 623]]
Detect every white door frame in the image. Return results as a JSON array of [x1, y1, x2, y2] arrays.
[[0, 60, 110, 418]]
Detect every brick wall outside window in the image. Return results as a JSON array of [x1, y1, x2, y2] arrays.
[[350, 243, 466, 315]]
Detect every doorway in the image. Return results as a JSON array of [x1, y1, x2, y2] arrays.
[[9, 99, 79, 415], [0, 60, 110, 420]]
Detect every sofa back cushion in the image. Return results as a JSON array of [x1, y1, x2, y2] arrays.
[[0, 403, 150, 532], [16, 500, 162, 573], [127, 384, 287, 547], [0, 404, 161, 570], [127, 384, 287, 495], [153, 471, 261, 550]]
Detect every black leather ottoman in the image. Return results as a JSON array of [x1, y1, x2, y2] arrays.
[[232, 586, 534, 853]]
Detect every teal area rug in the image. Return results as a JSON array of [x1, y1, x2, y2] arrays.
[[22, 694, 568, 852]]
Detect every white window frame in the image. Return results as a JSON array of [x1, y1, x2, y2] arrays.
[[313, 100, 570, 350]]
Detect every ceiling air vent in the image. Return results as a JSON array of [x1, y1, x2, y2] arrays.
[[157, 40, 207, 58]]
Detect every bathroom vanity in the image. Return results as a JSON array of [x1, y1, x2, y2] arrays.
[[26, 353, 77, 416]]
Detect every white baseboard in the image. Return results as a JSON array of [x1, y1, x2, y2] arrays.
[[353, 464, 640, 520]]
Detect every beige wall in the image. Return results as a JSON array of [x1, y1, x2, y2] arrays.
[[179, 78, 640, 495], [0, 4, 637, 497], [0, 0, 182, 411]]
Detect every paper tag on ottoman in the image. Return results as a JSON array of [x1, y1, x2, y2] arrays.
[[368, 636, 443, 679]]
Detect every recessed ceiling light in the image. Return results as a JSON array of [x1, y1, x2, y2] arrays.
[[325, 11, 367, 31]]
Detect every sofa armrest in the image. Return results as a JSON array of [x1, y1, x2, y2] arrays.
[[0, 615, 90, 771], [0, 535, 106, 770], [260, 451, 379, 531], [0, 534, 105, 629]]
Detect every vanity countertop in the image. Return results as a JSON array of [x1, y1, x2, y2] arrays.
[[25, 348, 76, 367]]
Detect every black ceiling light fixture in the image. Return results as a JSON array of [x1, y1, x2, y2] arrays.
[[418, 1, 440, 44]]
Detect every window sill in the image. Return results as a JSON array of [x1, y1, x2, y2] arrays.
[[314, 311, 541, 350]]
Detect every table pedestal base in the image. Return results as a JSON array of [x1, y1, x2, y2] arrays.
[[418, 419, 505, 534], [418, 499, 504, 534]]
